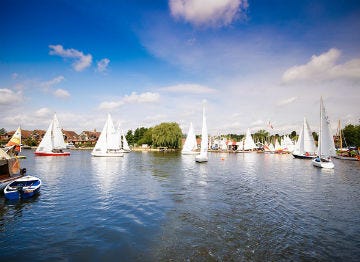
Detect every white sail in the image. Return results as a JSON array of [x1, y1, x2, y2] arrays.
[[312, 97, 335, 168], [317, 98, 336, 157], [195, 104, 208, 162], [36, 114, 67, 153], [182, 122, 198, 154], [244, 128, 256, 150], [122, 133, 131, 152], [294, 117, 316, 156], [92, 114, 123, 157]]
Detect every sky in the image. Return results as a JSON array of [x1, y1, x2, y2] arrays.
[[1, 0, 360, 136]]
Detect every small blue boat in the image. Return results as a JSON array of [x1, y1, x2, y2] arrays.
[[4, 175, 42, 200]]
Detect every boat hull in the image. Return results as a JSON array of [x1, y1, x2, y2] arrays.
[[312, 158, 335, 169], [35, 151, 70, 156], [4, 175, 41, 200], [195, 155, 208, 163], [292, 153, 316, 159], [91, 152, 124, 157]]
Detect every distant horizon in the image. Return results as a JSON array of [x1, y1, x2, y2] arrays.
[[1, 1, 359, 135]]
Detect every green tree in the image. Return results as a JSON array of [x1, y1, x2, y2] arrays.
[[253, 129, 269, 143], [312, 131, 318, 143], [126, 130, 134, 145], [0, 128, 6, 135], [343, 124, 360, 147], [138, 128, 153, 146], [151, 122, 182, 148], [289, 130, 297, 139], [133, 127, 148, 145]]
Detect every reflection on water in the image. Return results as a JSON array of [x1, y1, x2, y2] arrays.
[[0, 150, 359, 261]]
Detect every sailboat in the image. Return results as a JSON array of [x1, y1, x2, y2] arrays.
[[195, 104, 208, 163], [92, 114, 124, 157], [182, 122, 198, 155], [117, 126, 131, 153], [292, 117, 317, 159], [35, 114, 70, 156], [5, 126, 26, 158], [312, 97, 336, 168]]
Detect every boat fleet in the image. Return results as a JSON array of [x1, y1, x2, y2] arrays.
[[0, 97, 358, 200]]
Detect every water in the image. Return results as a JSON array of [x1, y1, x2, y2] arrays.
[[1, 150, 359, 261]]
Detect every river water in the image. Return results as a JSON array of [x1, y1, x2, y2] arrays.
[[1, 150, 359, 261]]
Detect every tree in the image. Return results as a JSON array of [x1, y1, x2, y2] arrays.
[[151, 122, 182, 148], [0, 128, 6, 135], [312, 131, 318, 143], [138, 128, 153, 146], [133, 127, 148, 145], [343, 124, 360, 147], [253, 129, 269, 143], [126, 130, 134, 146], [289, 130, 297, 139]]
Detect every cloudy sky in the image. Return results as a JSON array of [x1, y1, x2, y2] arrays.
[[1, 0, 359, 135]]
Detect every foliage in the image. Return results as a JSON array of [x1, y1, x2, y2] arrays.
[[24, 137, 37, 146], [226, 133, 244, 141], [342, 124, 360, 147], [126, 130, 134, 145], [289, 130, 297, 139], [253, 129, 270, 143], [151, 122, 182, 149], [312, 132, 318, 142], [138, 128, 153, 146], [0, 128, 6, 135]]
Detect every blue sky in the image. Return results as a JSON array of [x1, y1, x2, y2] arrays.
[[1, 0, 360, 135]]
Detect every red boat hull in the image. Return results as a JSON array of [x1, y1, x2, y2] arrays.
[[34, 152, 70, 156]]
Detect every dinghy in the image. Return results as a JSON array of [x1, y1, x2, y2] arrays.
[[92, 114, 124, 157], [35, 114, 70, 156], [4, 175, 41, 200], [292, 117, 317, 159]]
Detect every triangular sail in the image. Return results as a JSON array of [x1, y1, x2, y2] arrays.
[[244, 128, 256, 150], [317, 98, 336, 157], [36, 114, 67, 153], [6, 126, 21, 152], [182, 122, 197, 154], [92, 114, 120, 154]]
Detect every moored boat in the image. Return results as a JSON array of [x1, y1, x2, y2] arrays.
[[4, 175, 41, 200]]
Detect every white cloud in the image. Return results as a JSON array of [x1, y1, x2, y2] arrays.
[[41, 76, 65, 90], [277, 96, 297, 106], [123, 92, 160, 103], [0, 89, 23, 105], [97, 58, 110, 72], [35, 107, 52, 117], [49, 44, 92, 71], [160, 83, 217, 94], [99, 101, 124, 110], [54, 88, 70, 98], [169, 0, 248, 27], [282, 48, 360, 83], [98, 92, 160, 110]]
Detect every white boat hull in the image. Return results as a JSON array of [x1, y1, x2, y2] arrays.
[[312, 158, 334, 169], [195, 155, 208, 163], [91, 151, 124, 157]]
